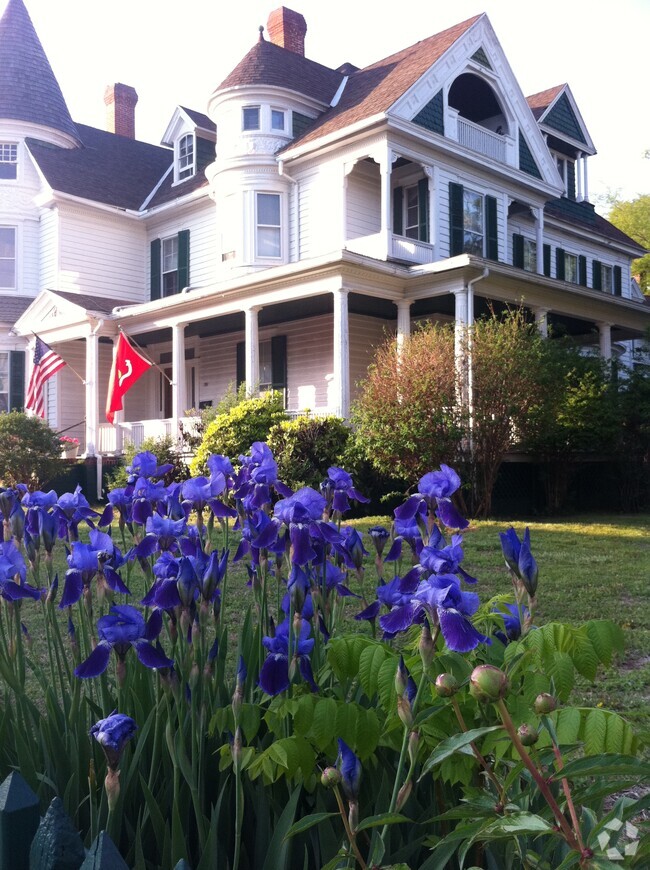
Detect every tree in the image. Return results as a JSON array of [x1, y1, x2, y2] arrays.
[[607, 194, 650, 294], [0, 412, 63, 488]]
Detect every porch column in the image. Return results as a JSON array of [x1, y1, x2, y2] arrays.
[[534, 207, 544, 274], [396, 300, 411, 356], [424, 165, 435, 247], [84, 329, 99, 457], [171, 322, 187, 438], [333, 287, 350, 418], [244, 304, 261, 395], [453, 288, 469, 404], [379, 149, 393, 257], [533, 307, 549, 338], [598, 322, 612, 360]]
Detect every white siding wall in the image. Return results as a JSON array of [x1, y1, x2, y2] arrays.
[[349, 314, 393, 404], [52, 340, 85, 447], [58, 206, 147, 302], [147, 201, 217, 293], [296, 163, 343, 258], [542, 227, 634, 298], [346, 166, 381, 241], [38, 208, 58, 290]]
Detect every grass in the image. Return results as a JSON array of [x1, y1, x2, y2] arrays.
[[18, 510, 650, 750]]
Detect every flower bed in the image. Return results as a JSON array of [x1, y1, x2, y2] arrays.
[[0, 446, 646, 869]]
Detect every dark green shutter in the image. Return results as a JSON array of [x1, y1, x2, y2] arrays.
[[578, 255, 587, 286], [449, 182, 464, 256], [417, 177, 428, 242], [177, 230, 190, 291], [150, 239, 161, 300], [592, 260, 602, 290], [567, 161, 576, 200], [485, 195, 498, 261], [393, 186, 403, 236], [9, 351, 25, 411], [613, 266, 622, 296], [236, 341, 245, 389], [556, 248, 565, 281], [543, 244, 551, 277], [512, 234, 524, 268], [271, 335, 287, 398]]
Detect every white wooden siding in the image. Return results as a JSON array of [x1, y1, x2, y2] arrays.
[[38, 209, 58, 291], [346, 168, 381, 241], [147, 202, 216, 292], [53, 340, 85, 446], [58, 207, 147, 302], [349, 314, 393, 404]]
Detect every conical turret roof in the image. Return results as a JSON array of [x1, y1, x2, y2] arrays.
[[0, 0, 79, 142]]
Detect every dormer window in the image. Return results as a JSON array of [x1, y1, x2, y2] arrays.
[[0, 144, 17, 180], [243, 106, 260, 131], [177, 134, 194, 181]]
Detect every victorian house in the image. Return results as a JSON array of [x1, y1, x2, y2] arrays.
[[1, 0, 647, 476]]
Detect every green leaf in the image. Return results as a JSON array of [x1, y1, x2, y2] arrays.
[[311, 698, 338, 750], [482, 812, 554, 837], [583, 709, 608, 755], [419, 726, 503, 779], [557, 754, 650, 780], [261, 784, 301, 870], [285, 812, 339, 839], [358, 642, 393, 700], [555, 707, 582, 745], [547, 651, 575, 701], [355, 813, 409, 832]]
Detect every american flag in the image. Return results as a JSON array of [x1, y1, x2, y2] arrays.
[[25, 336, 66, 418]]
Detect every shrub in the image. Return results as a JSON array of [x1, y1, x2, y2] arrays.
[[267, 415, 351, 489], [190, 391, 287, 474], [109, 434, 190, 488], [0, 411, 63, 487]]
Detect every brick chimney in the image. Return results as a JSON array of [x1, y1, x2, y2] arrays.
[[266, 7, 307, 56], [104, 83, 138, 138]]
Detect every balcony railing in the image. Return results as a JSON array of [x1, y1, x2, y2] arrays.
[[391, 235, 435, 265], [457, 117, 507, 162]]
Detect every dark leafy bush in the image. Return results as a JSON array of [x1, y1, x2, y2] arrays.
[[0, 411, 63, 487], [190, 391, 287, 474], [267, 415, 351, 489]]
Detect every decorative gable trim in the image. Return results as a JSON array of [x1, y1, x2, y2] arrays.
[[412, 90, 444, 135], [471, 47, 492, 69]]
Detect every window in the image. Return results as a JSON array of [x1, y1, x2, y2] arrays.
[[0, 144, 17, 180], [258, 340, 273, 391], [449, 183, 498, 259], [593, 260, 622, 295], [554, 154, 576, 199], [555, 248, 581, 283], [393, 180, 429, 242], [236, 335, 287, 401], [0, 351, 25, 412], [0, 227, 15, 288], [601, 264, 613, 293], [177, 134, 194, 180], [243, 106, 260, 131], [150, 231, 190, 300], [256, 193, 281, 258], [271, 109, 285, 131], [523, 238, 537, 272], [564, 252, 578, 283]]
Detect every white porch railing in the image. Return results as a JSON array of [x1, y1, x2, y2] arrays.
[[457, 117, 507, 162], [391, 236, 435, 265]]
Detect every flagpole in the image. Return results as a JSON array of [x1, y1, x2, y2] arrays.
[[116, 328, 173, 385]]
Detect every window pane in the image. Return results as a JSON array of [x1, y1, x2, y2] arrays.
[[258, 340, 272, 387], [463, 232, 484, 256], [162, 272, 178, 297], [601, 264, 613, 293], [162, 237, 178, 271], [243, 107, 260, 130], [523, 239, 537, 272], [257, 227, 281, 258], [0, 227, 14, 257], [565, 254, 578, 283], [271, 110, 285, 130], [257, 193, 280, 225], [463, 192, 483, 233]]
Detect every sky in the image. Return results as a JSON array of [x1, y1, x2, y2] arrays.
[[10, 0, 650, 213]]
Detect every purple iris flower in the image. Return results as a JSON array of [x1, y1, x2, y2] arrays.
[[21, 489, 58, 510], [135, 514, 187, 558], [274, 487, 326, 525], [499, 526, 538, 596], [379, 573, 489, 653], [335, 527, 368, 571], [233, 510, 281, 563], [337, 738, 361, 800], [324, 466, 370, 515], [90, 711, 137, 769], [126, 451, 174, 484], [55, 486, 100, 540], [0, 540, 27, 583], [59, 541, 99, 608], [182, 475, 225, 515], [368, 526, 390, 558], [492, 602, 527, 643], [420, 534, 477, 584], [258, 617, 317, 696], [75, 604, 173, 678], [108, 487, 133, 523]]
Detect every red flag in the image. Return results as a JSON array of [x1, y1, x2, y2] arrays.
[[106, 333, 152, 423]]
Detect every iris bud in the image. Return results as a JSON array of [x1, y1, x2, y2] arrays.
[[434, 673, 459, 697], [533, 693, 557, 715], [419, 623, 435, 669], [320, 766, 341, 788], [517, 724, 539, 746], [469, 665, 508, 703]]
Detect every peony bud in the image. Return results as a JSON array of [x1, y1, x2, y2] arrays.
[[396, 779, 413, 812], [104, 768, 120, 812], [533, 693, 557, 715], [469, 665, 509, 703], [517, 724, 539, 746], [435, 672, 459, 698], [320, 766, 342, 788]]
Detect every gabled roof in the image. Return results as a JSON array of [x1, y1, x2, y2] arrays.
[[527, 83, 594, 154], [0, 0, 79, 142], [179, 107, 216, 133], [526, 85, 565, 120], [0, 294, 35, 324], [545, 198, 646, 255], [26, 124, 172, 210], [217, 35, 344, 105], [283, 15, 482, 150]]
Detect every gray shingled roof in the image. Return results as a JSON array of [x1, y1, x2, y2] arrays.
[[0, 0, 79, 141], [50, 290, 124, 316], [217, 36, 344, 105], [179, 107, 216, 132], [0, 294, 35, 323], [26, 124, 172, 210]]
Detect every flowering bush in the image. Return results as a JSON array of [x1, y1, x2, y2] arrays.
[[0, 447, 646, 868], [60, 435, 80, 446]]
